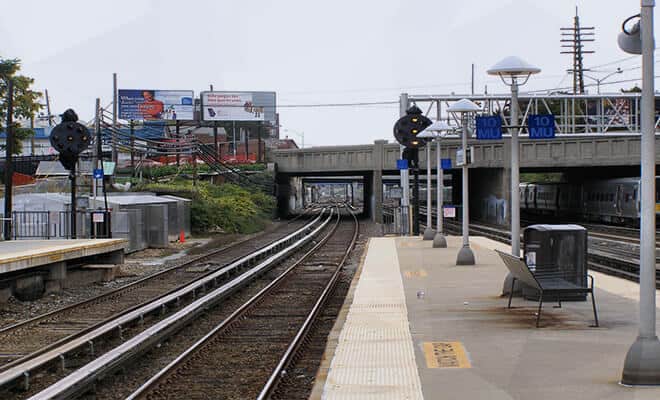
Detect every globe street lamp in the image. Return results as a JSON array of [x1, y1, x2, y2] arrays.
[[419, 120, 455, 248], [487, 56, 540, 288], [618, 2, 660, 386], [447, 99, 481, 265]]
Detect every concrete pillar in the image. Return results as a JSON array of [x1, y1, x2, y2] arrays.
[[45, 261, 67, 293], [276, 174, 292, 217], [0, 286, 12, 303], [372, 140, 387, 223], [470, 168, 508, 226], [104, 249, 124, 264]]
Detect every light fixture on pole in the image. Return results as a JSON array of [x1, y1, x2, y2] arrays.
[[419, 120, 455, 248], [582, 67, 623, 94], [618, 3, 660, 386], [447, 99, 481, 265], [417, 128, 438, 240], [487, 56, 540, 288]]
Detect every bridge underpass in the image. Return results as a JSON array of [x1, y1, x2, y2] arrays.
[[271, 133, 659, 227], [275, 172, 368, 217]]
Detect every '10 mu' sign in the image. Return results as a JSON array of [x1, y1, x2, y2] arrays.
[[528, 114, 556, 139]]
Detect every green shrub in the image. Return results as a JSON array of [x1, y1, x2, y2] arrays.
[[134, 180, 274, 234]]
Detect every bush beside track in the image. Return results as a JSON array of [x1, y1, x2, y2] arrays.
[[133, 180, 276, 234]]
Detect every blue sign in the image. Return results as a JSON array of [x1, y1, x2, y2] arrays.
[[441, 158, 452, 170], [93, 169, 103, 179], [475, 116, 502, 139], [396, 159, 409, 170], [118, 89, 194, 121], [528, 114, 556, 139]]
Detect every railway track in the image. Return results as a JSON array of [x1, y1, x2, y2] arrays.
[[125, 207, 359, 400], [0, 209, 332, 399], [439, 218, 660, 286], [0, 213, 317, 366]]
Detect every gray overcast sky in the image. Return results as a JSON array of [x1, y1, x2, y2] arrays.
[[1, 0, 655, 146]]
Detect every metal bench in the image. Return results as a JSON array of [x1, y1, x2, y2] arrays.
[[495, 250, 599, 328]]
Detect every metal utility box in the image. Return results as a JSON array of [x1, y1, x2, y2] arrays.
[[523, 224, 588, 301]]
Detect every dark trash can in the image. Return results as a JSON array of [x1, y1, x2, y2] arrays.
[[522, 224, 588, 301]]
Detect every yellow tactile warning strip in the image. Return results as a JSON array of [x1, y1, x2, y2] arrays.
[[423, 342, 472, 369], [404, 269, 427, 278], [322, 237, 423, 400]]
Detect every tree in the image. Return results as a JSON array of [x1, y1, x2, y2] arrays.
[[0, 57, 42, 154]]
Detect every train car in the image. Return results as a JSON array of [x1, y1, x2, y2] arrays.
[[535, 183, 558, 212], [520, 183, 537, 210], [521, 182, 580, 217], [518, 177, 659, 226], [582, 177, 640, 224], [556, 183, 582, 215]]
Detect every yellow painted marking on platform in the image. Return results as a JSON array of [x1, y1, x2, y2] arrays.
[[423, 341, 471, 369], [404, 269, 427, 278]]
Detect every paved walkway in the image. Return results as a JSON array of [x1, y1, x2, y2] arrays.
[[318, 235, 660, 400]]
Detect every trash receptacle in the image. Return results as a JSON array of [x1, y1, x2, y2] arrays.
[[522, 224, 588, 301]]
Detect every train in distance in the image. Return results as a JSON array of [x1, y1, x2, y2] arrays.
[[520, 176, 660, 226]]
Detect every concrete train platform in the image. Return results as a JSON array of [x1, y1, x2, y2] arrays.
[[0, 239, 126, 301], [313, 235, 660, 400]]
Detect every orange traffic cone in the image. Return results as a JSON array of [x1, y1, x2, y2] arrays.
[[179, 230, 185, 243]]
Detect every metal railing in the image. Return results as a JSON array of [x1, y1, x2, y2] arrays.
[[408, 93, 657, 134], [58, 211, 112, 239], [382, 206, 404, 235], [11, 211, 51, 239], [0, 210, 113, 240]]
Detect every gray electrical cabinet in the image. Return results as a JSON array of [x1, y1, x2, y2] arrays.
[[523, 224, 588, 301]]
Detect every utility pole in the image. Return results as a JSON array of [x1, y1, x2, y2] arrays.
[[4, 80, 14, 240], [112, 73, 118, 163], [44, 89, 53, 127], [561, 7, 595, 94], [175, 120, 181, 167]]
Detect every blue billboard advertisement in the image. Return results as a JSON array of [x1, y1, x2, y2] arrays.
[[118, 90, 194, 121]]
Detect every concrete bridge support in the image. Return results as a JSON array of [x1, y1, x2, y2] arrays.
[[470, 168, 508, 226], [372, 140, 387, 223]]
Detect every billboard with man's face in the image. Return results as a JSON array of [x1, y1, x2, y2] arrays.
[[201, 91, 276, 123], [118, 90, 194, 121]]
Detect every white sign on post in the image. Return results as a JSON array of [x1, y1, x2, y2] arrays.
[[92, 212, 105, 223], [443, 206, 456, 218]]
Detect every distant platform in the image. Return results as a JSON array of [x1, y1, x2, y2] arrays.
[[313, 235, 660, 400], [0, 239, 126, 275]]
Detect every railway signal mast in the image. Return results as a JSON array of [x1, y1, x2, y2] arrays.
[[561, 7, 595, 94]]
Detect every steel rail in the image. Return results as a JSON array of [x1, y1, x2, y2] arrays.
[[0, 209, 314, 336], [0, 210, 328, 393], [0, 209, 320, 375], [257, 206, 359, 399], [24, 209, 335, 400], [125, 206, 352, 400]]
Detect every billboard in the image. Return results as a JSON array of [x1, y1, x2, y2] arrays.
[[201, 91, 276, 123], [118, 90, 194, 121]]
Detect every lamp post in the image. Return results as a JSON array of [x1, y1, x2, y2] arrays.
[[418, 129, 436, 240], [618, 2, 660, 386], [419, 121, 455, 248], [582, 67, 623, 94], [487, 56, 540, 289], [447, 99, 480, 265]]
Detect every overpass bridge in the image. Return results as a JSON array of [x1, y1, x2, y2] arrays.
[[270, 92, 660, 224]]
